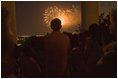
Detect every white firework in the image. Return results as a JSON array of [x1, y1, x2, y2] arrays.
[[43, 5, 81, 31]]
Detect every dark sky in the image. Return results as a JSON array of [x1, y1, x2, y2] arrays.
[[15, 1, 81, 36], [15, 1, 116, 36]]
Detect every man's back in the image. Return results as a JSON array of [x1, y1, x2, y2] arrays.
[[44, 31, 70, 76]]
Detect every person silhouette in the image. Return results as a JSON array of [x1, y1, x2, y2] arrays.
[[1, 6, 17, 78], [44, 18, 70, 77]]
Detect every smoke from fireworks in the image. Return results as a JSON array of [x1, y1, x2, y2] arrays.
[[43, 5, 81, 31]]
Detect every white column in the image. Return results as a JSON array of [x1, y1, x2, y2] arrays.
[[82, 1, 99, 31], [1, 1, 17, 43]]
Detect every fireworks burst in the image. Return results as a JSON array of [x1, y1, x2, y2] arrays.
[[43, 5, 81, 31]]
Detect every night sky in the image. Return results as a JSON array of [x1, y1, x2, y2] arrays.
[[15, 1, 116, 36], [15, 1, 81, 36]]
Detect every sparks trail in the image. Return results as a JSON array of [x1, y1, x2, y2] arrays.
[[43, 5, 81, 30]]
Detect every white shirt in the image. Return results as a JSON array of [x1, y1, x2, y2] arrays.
[[44, 31, 70, 75]]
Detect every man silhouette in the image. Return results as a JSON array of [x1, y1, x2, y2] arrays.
[[44, 18, 70, 77]]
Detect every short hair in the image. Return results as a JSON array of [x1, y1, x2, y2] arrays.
[[50, 18, 62, 31], [89, 23, 99, 37]]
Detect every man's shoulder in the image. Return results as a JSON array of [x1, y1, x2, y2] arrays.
[[45, 32, 70, 40], [61, 33, 70, 41]]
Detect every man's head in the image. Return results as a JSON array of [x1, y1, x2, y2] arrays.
[[89, 23, 99, 35], [50, 18, 62, 31]]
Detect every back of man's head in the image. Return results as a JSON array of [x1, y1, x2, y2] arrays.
[[50, 18, 62, 31], [89, 23, 99, 37]]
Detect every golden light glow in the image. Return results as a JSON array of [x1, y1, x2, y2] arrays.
[[43, 5, 81, 31], [58, 14, 68, 26]]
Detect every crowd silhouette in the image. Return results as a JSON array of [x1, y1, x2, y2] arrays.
[[1, 6, 117, 78]]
